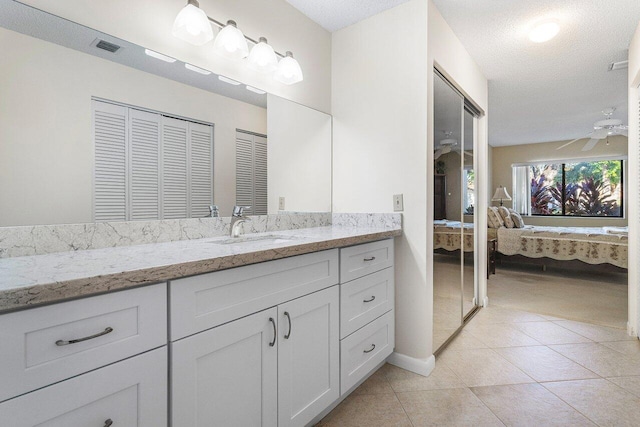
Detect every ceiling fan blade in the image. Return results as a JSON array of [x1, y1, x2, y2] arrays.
[[582, 138, 600, 151], [618, 129, 628, 137], [557, 136, 587, 150], [592, 128, 609, 139], [463, 150, 473, 157], [443, 146, 452, 155], [434, 149, 443, 159]]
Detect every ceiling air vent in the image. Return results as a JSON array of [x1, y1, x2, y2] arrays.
[[608, 60, 628, 71], [92, 38, 122, 54]]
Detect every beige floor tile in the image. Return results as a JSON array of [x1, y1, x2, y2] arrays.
[[601, 340, 640, 357], [465, 323, 542, 348], [469, 305, 547, 325], [544, 378, 640, 427], [396, 387, 504, 427], [606, 376, 640, 398], [439, 348, 534, 387], [444, 330, 489, 351], [471, 383, 596, 426], [513, 321, 593, 345], [495, 346, 598, 382], [553, 320, 634, 342], [315, 393, 412, 427], [382, 362, 465, 392], [351, 368, 395, 396], [549, 342, 640, 377]]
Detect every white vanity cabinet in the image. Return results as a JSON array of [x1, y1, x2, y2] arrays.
[[170, 249, 340, 427], [339, 239, 395, 394]]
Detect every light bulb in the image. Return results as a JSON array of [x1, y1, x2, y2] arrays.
[[247, 37, 278, 73], [213, 20, 249, 59], [529, 20, 560, 43], [274, 51, 303, 85], [172, 1, 214, 46]]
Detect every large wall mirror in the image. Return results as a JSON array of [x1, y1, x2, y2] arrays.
[[0, 0, 332, 227], [433, 70, 478, 352]]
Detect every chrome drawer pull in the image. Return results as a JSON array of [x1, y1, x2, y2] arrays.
[[363, 344, 376, 354], [104, 419, 113, 427], [363, 296, 376, 303], [363, 256, 376, 262], [55, 327, 113, 346], [284, 311, 292, 339], [269, 318, 277, 347]]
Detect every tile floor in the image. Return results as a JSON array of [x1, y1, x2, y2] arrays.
[[316, 305, 640, 426]]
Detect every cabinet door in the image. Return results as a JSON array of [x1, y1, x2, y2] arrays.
[[171, 308, 278, 427], [278, 286, 340, 427], [0, 347, 167, 427]]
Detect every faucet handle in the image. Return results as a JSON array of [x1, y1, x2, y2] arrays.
[[233, 206, 251, 217]]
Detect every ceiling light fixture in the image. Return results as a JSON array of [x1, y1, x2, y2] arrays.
[[172, 0, 214, 46], [247, 37, 278, 73], [145, 49, 177, 63], [528, 20, 560, 43], [171, 1, 303, 84], [185, 63, 211, 75], [246, 85, 266, 94], [218, 75, 241, 85]]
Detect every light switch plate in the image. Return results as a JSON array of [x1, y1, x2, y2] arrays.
[[279, 197, 285, 210], [393, 194, 404, 212]]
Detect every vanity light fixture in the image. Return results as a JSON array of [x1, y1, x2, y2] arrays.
[[246, 85, 266, 95], [185, 63, 212, 75], [528, 20, 560, 43], [144, 49, 177, 63], [172, 0, 214, 46], [172, 1, 304, 84], [274, 51, 304, 85], [218, 75, 241, 85], [213, 20, 249, 59], [247, 37, 278, 73]]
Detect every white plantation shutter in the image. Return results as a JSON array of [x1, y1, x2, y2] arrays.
[[161, 117, 189, 219], [93, 101, 128, 222], [253, 135, 267, 215], [129, 109, 160, 220], [236, 130, 267, 216], [236, 131, 254, 214], [189, 122, 214, 218]]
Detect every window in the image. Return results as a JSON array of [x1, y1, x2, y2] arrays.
[[464, 169, 475, 214], [93, 100, 213, 222], [513, 159, 623, 217]]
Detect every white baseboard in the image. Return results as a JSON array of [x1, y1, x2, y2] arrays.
[[627, 321, 638, 338], [482, 296, 489, 307], [387, 352, 435, 377]]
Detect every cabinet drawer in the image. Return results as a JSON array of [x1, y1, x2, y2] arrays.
[[340, 310, 394, 395], [340, 268, 394, 338], [340, 239, 394, 283], [170, 249, 338, 340], [0, 284, 167, 402], [0, 347, 167, 426]]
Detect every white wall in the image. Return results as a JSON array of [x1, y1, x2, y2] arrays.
[[0, 28, 266, 226], [267, 95, 332, 213], [332, 0, 430, 363], [627, 22, 640, 336], [20, 0, 331, 113]]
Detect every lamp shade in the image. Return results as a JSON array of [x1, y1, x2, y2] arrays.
[[492, 186, 512, 201], [274, 51, 303, 85], [247, 37, 278, 73], [213, 20, 249, 59], [172, 1, 214, 46]]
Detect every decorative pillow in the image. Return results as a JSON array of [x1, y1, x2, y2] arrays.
[[507, 209, 525, 228], [498, 206, 515, 228], [487, 207, 504, 229]]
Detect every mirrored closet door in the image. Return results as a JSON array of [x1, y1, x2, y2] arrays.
[[433, 71, 479, 353]]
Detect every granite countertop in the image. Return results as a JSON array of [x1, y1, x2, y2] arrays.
[[0, 225, 401, 313]]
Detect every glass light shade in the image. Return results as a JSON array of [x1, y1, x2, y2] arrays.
[[247, 37, 278, 73], [213, 20, 249, 59], [172, 3, 214, 46], [528, 21, 559, 43], [274, 51, 303, 85]]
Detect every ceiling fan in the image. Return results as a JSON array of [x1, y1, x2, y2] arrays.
[[557, 108, 628, 152], [435, 132, 473, 159]]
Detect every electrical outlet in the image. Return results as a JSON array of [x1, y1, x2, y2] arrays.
[[279, 197, 285, 210], [393, 194, 404, 212]]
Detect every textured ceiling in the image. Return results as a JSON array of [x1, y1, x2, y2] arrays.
[[432, 0, 639, 146], [285, 0, 410, 32]]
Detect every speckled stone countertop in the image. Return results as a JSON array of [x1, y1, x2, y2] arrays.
[[0, 225, 401, 313]]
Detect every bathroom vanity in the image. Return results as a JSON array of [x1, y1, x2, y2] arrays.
[[0, 225, 398, 426]]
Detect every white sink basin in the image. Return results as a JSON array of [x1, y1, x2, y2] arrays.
[[209, 234, 298, 245]]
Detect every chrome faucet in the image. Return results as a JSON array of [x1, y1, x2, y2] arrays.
[[230, 206, 251, 237], [209, 205, 220, 218]]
